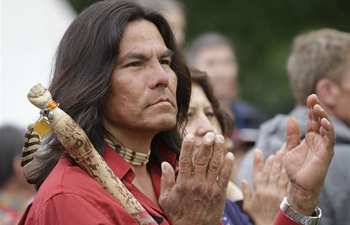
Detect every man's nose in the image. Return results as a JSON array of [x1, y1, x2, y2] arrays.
[[149, 62, 170, 89]]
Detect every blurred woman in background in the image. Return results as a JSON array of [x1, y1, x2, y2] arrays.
[[186, 69, 287, 225]]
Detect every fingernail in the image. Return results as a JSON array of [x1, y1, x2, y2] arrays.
[[226, 152, 235, 160], [204, 132, 215, 143], [161, 162, 168, 172], [313, 104, 321, 111], [216, 134, 224, 143], [321, 117, 330, 126], [254, 148, 263, 155]]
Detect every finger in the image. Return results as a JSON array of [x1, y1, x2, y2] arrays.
[[207, 134, 225, 182], [306, 94, 320, 132], [260, 155, 274, 185], [311, 104, 327, 133], [274, 149, 285, 168], [313, 105, 333, 135], [278, 168, 289, 193], [320, 117, 334, 138], [306, 94, 319, 109], [313, 104, 328, 121], [160, 162, 176, 198], [313, 104, 336, 153], [252, 149, 264, 190], [177, 134, 195, 184], [285, 117, 301, 151], [278, 143, 288, 155], [320, 117, 336, 154], [275, 148, 285, 160], [193, 132, 215, 178], [242, 179, 252, 204], [269, 155, 282, 186], [217, 152, 235, 190]]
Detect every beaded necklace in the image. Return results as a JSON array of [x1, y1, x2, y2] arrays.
[[105, 138, 150, 166]]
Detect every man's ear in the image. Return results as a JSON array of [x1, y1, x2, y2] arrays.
[[315, 79, 340, 108]]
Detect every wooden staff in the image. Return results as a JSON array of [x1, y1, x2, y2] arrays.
[[27, 84, 157, 225]]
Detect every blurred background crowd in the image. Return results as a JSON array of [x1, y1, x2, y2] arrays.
[[1, 0, 350, 224]]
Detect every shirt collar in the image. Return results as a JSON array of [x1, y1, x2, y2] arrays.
[[102, 144, 178, 181], [103, 144, 134, 181]]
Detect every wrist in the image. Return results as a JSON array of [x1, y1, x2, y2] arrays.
[[280, 197, 322, 225], [288, 184, 319, 216]]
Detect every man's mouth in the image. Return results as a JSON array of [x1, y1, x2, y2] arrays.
[[149, 96, 175, 107]]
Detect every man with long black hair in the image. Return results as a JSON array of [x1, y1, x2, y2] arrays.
[[18, 1, 233, 224]]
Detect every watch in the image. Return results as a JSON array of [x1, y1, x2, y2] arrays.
[[280, 197, 322, 225]]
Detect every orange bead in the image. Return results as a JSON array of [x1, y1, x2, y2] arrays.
[[47, 100, 58, 110]]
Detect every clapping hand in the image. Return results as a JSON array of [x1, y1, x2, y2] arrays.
[[159, 132, 234, 225], [283, 94, 335, 215]]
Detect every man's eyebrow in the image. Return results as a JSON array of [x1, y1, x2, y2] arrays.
[[119, 49, 173, 62], [120, 52, 148, 62]]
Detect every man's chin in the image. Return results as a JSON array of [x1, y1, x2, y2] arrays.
[[151, 115, 177, 131], [158, 118, 177, 130]]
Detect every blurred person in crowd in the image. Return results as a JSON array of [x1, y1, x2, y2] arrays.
[[187, 69, 288, 225], [131, 0, 186, 48], [0, 125, 35, 225], [238, 28, 350, 225], [186, 33, 265, 172]]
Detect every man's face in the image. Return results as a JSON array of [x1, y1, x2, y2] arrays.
[[333, 66, 350, 127], [194, 45, 238, 103], [103, 20, 178, 133]]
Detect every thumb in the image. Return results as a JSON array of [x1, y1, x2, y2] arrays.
[[285, 117, 301, 151], [160, 162, 175, 198], [252, 149, 263, 190], [242, 179, 252, 203], [242, 179, 252, 212]]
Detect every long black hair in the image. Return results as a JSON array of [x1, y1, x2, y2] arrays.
[[34, 0, 191, 187]]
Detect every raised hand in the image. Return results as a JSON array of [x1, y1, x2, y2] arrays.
[[283, 94, 335, 215], [242, 149, 288, 225], [159, 132, 235, 225]]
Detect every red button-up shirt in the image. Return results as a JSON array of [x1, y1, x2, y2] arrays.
[[18, 145, 301, 225], [18, 145, 175, 225]]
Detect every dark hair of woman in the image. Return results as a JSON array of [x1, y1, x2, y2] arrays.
[[33, 0, 191, 187], [189, 68, 234, 138]]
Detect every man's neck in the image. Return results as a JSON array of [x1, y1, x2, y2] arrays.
[[105, 124, 155, 154]]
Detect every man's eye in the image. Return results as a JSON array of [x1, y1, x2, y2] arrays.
[[125, 61, 142, 67], [160, 59, 171, 66]]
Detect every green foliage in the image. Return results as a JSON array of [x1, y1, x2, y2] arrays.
[[67, 0, 350, 117]]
